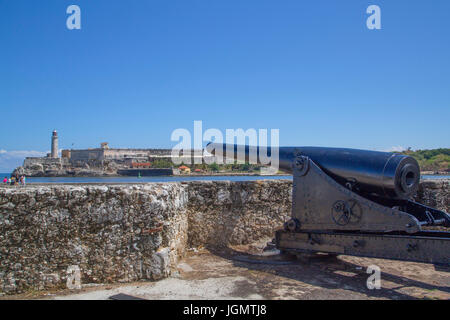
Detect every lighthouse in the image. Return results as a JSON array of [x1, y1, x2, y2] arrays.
[[51, 130, 59, 158]]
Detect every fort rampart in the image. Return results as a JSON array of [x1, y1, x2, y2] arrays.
[[0, 180, 448, 295]]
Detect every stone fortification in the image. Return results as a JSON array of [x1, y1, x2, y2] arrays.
[[0, 179, 448, 294]]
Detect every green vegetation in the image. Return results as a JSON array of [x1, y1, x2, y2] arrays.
[[193, 161, 260, 173], [151, 159, 174, 168], [149, 158, 262, 173], [401, 148, 450, 172], [208, 162, 220, 172]]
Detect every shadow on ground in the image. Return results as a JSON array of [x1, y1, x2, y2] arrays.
[[205, 245, 450, 300]]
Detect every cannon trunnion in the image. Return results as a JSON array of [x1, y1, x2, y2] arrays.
[[208, 143, 450, 265]]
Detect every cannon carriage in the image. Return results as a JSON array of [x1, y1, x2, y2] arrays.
[[208, 143, 450, 264]]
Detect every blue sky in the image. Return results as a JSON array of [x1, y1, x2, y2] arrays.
[[0, 0, 449, 170]]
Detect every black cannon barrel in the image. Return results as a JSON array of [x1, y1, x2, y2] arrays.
[[206, 143, 420, 200]]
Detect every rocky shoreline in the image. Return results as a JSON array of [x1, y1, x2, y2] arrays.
[[9, 168, 450, 179], [12, 165, 118, 177], [10, 166, 288, 178]]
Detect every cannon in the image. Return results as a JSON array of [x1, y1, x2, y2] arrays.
[[207, 143, 450, 265]]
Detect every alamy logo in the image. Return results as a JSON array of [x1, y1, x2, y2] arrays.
[[66, 265, 82, 290], [171, 121, 280, 175], [366, 265, 381, 289], [64, 5, 381, 31], [366, 5, 381, 30], [66, 5, 81, 30]]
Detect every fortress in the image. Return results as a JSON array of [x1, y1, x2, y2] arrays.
[[14, 131, 201, 177]]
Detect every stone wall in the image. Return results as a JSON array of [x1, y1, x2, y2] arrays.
[[0, 179, 448, 295], [415, 180, 449, 213], [69, 148, 174, 162], [0, 184, 188, 294], [186, 181, 291, 247], [23, 157, 64, 167], [69, 149, 105, 162]]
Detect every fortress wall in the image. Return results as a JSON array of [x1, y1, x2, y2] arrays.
[[186, 181, 292, 247], [68, 149, 173, 162], [69, 149, 105, 161], [0, 180, 448, 295], [415, 180, 450, 213], [0, 184, 188, 294], [23, 158, 64, 167], [103, 149, 173, 159], [103, 149, 149, 159]]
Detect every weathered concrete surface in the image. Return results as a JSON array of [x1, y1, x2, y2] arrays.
[[0, 179, 448, 296]]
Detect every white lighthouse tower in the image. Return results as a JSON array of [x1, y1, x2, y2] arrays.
[[51, 130, 59, 158]]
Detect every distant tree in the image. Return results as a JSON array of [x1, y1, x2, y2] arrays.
[[401, 148, 450, 172], [208, 162, 219, 172], [152, 159, 174, 168]]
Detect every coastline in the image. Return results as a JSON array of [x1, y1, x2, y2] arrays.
[[4, 171, 289, 178], [4, 171, 449, 178]]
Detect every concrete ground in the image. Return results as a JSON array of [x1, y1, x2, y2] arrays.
[[3, 238, 450, 300]]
